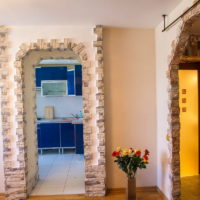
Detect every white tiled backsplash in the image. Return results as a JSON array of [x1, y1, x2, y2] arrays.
[[36, 91, 83, 118]]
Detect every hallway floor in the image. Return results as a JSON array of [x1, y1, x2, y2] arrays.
[[28, 189, 165, 200], [181, 175, 200, 200], [0, 188, 166, 200], [31, 152, 85, 196]]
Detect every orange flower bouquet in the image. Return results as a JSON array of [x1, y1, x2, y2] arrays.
[[112, 147, 150, 178]]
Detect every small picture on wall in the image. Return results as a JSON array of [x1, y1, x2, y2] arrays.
[[182, 98, 187, 103], [182, 89, 187, 94], [182, 107, 187, 112]]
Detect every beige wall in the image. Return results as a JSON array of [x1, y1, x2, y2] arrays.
[[103, 27, 157, 188]]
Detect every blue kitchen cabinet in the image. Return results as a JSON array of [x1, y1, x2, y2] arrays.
[[75, 65, 82, 96], [36, 122, 84, 154], [67, 65, 82, 96], [37, 124, 42, 148], [60, 123, 75, 147], [67, 70, 75, 95], [35, 66, 68, 87], [75, 124, 84, 154], [39, 123, 60, 148]]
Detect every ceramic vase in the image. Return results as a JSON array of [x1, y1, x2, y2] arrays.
[[126, 177, 136, 200]]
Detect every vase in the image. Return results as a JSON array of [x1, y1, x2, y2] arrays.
[[126, 177, 136, 200]]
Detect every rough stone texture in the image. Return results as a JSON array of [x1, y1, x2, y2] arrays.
[[167, 3, 200, 200], [85, 25, 106, 196], [0, 26, 27, 200], [184, 34, 200, 56], [0, 25, 106, 199]]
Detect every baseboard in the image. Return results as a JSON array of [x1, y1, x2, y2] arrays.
[[137, 186, 158, 192], [108, 186, 158, 192], [0, 193, 4, 199], [1, 187, 168, 199], [106, 186, 160, 196], [156, 187, 169, 200]]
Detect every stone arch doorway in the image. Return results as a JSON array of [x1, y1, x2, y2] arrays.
[[22, 50, 86, 196], [1, 26, 106, 200], [167, 4, 200, 200]]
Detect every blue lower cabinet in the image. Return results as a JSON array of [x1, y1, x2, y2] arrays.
[[40, 123, 60, 148], [75, 124, 84, 154], [60, 123, 75, 147], [37, 122, 83, 152], [37, 124, 42, 148]]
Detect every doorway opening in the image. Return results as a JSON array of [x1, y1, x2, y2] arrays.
[[179, 65, 200, 199], [178, 18, 200, 199], [21, 50, 86, 196], [29, 58, 85, 195]]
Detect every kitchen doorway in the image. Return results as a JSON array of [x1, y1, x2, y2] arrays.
[[30, 59, 85, 195]]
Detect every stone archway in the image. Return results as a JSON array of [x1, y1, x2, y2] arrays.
[[167, 4, 200, 200], [0, 26, 106, 200]]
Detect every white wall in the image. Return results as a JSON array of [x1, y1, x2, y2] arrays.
[[155, 0, 194, 198], [36, 91, 83, 118]]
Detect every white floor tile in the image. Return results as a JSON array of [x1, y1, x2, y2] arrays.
[[31, 180, 43, 195], [42, 180, 66, 187], [37, 186, 64, 195], [31, 187, 40, 195], [30, 153, 85, 196]]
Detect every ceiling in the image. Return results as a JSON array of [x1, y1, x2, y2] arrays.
[[0, 0, 182, 28]]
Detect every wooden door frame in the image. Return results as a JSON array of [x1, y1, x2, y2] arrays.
[[179, 62, 200, 174]]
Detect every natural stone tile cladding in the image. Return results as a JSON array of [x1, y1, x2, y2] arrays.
[[184, 34, 200, 56], [167, 3, 200, 200], [0, 25, 106, 200]]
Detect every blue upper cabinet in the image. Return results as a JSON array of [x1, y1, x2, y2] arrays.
[[67, 65, 82, 96], [35, 66, 68, 87], [75, 65, 82, 96], [67, 70, 75, 95], [35, 65, 82, 96]]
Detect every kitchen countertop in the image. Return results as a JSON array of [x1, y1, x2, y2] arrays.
[[37, 118, 83, 124]]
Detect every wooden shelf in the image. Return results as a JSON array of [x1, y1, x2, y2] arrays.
[[181, 56, 200, 62]]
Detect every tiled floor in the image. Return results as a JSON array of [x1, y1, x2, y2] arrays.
[[181, 175, 200, 200], [31, 151, 85, 196]]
